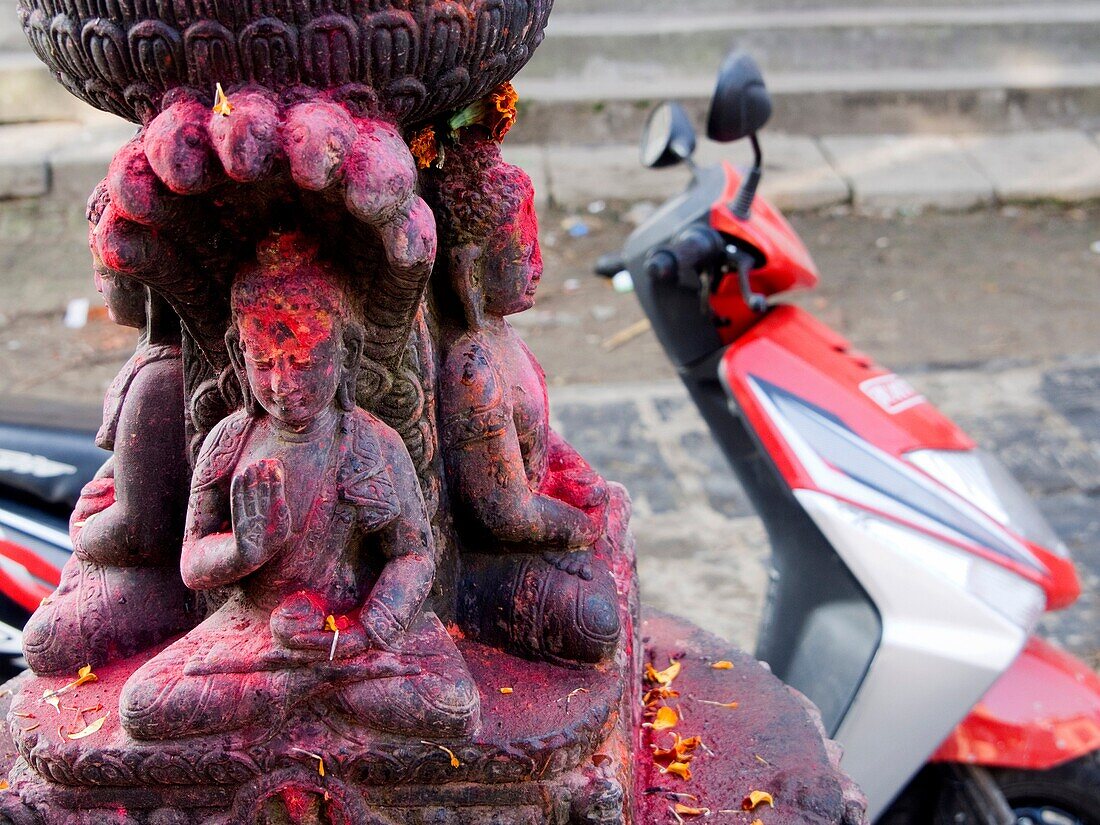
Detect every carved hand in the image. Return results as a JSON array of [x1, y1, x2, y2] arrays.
[[231, 459, 291, 567], [69, 477, 116, 538], [269, 592, 368, 659]]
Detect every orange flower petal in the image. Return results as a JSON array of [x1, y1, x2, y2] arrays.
[[663, 761, 692, 781], [66, 714, 107, 740], [710, 661, 734, 670], [645, 660, 682, 686], [212, 83, 233, 117], [499, 687, 513, 695], [673, 804, 709, 817], [742, 791, 774, 811], [650, 706, 678, 731], [696, 699, 739, 709]]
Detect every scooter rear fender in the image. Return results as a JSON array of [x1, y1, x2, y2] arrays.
[[932, 635, 1100, 770]]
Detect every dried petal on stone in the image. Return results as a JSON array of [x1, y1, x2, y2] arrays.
[[673, 804, 709, 817], [645, 660, 682, 687], [212, 83, 233, 117], [324, 615, 340, 661], [663, 761, 692, 781], [710, 661, 734, 670], [43, 665, 98, 705], [499, 687, 513, 695], [422, 741, 461, 768], [742, 791, 774, 811], [650, 706, 678, 731], [290, 747, 325, 776], [694, 698, 739, 709], [66, 713, 107, 740], [644, 687, 681, 706], [0, 779, 7, 790]]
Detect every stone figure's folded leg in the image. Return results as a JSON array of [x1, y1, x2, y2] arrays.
[[119, 601, 298, 740], [459, 553, 621, 667], [333, 611, 480, 739], [23, 557, 195, 675]]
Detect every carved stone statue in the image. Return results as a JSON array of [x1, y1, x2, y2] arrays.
[[0, 0, 868, 821], [118, 231, 479, 741], [430, 137, 622, 666], [22, 204, 195, 674]]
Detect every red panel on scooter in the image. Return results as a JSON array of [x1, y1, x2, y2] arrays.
[[709, 161, 820, 303], [721, 305, 974, 490], [932, 636, 1100, 770]]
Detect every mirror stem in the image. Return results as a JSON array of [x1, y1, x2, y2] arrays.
[[730, 134, 762, 220]]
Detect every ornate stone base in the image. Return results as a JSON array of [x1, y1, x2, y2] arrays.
[[0, 608, 865, 824]]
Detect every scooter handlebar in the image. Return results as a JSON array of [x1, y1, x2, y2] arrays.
[[642, 225, 727, 289]]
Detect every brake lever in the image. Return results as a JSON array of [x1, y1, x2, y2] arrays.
[[726, 244, 768, 314]]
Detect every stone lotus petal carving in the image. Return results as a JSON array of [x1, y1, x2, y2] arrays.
[[16, 0, 554, 125]]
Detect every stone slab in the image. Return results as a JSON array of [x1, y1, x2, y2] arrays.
[[543, 137, 848, 211], [696, 133, 851, 211], [818, 134, 995, 213], [501, 143, 551, 208], [959, 130, 1100, 202], [544, 144, 689, 207], [635, 610, 866, 824], [46, 124, 135, 206], [0, 123, 85, 199]]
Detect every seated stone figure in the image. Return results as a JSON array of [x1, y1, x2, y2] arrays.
[[22, 239, 195, 674], [431, 138, 621, 666], [119, 231, 479, 741]]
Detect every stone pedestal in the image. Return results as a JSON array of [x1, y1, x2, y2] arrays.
[[0, 608, 866, 824]]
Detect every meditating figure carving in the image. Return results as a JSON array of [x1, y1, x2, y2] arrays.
[[22, 197, 195, 675], [118, 231, 479, 740], [431, 138, 622, 666]]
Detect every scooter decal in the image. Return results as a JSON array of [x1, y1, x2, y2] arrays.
[[858, 374, 926, 415], [748, 377, 1046, 575]]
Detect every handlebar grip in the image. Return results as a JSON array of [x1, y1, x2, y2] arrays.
[[643, 226, 726, 288], [594, 253, 627, 278]]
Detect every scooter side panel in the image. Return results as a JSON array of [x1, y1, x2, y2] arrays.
[[932, 635, 1100, 770], [721, 305, 973, 491]]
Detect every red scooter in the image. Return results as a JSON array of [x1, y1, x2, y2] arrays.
[[598, 50, 1100, 824]]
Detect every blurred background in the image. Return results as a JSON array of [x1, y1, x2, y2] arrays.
[[0, 0, 1097, 659]]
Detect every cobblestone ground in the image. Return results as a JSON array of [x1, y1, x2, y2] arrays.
[[551, 356, 1100, 666]]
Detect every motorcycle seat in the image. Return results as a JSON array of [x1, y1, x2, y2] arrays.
[[0, 397, 106, 510]]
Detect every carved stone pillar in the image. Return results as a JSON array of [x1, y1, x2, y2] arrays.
[[0, 1, 867, 822]]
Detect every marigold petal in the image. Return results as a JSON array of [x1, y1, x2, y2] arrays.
[[710, 661, 734, 670], [651, 705, 678, 731], [742, 791, 774, 811], [212, 83, 233, 117], [673, 804, 709, 817], [66, 714, 107, 740], [664, 761, 692, 780]]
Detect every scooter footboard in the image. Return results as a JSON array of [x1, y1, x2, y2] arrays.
[[933, 635, 1100, 771]]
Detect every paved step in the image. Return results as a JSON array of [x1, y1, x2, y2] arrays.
[[511, 65, 1100, 141], [4, 118, 1099, 215], [526, 5, 1100, 79], [556, 0, 1100, 13]]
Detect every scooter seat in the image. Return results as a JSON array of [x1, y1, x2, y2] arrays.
[[0, 397, 106, 510]]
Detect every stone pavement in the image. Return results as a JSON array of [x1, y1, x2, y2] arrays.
[[549, 355, 1100, 665], [3, 123, 1100, 215]]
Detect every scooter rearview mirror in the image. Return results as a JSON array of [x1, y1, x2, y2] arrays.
[[707, 50, 772, 143], [640, 101, 697, 168]]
